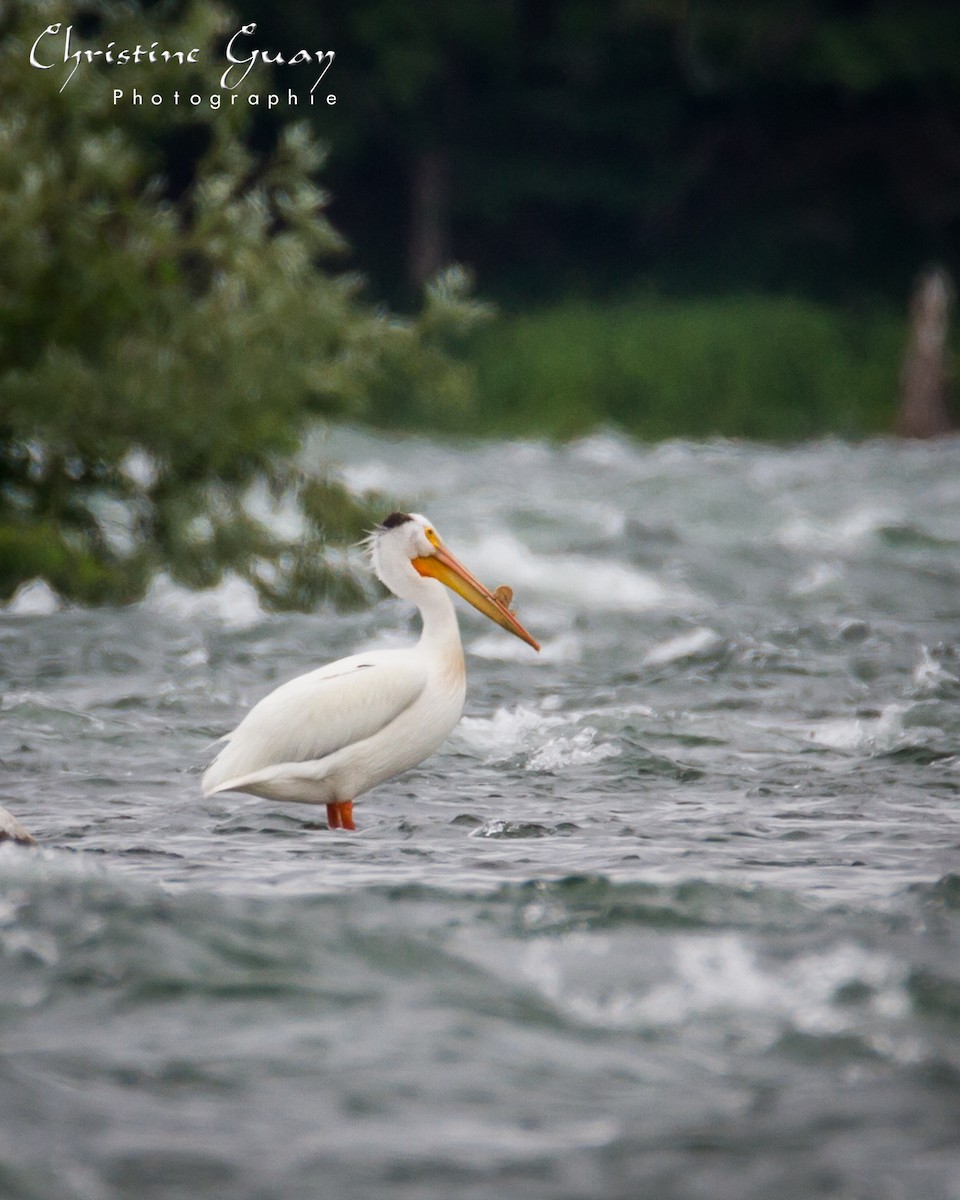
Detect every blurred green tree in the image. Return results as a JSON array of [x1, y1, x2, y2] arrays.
[[0, 0, 485, 607]]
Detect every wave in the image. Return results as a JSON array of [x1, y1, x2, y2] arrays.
[[461, 530, 700, 614], [2, 858, 958, 1200], [774, 702, 954, 759], [452, 704, 621, 770], [777, 505, 904, 554], [3, 579, 61, 616], [141, 572, 266, 630], [643, 627, 725, 668]]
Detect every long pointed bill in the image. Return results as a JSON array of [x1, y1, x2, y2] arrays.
[[412, 545, 540, 651]]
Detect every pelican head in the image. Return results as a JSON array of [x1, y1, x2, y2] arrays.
[[369, 512, 540, 651]]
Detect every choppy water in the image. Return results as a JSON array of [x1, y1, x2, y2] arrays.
[[2, 429, 960, 1200]]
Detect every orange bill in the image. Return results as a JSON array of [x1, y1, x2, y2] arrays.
[[412, 544, 540, 651]]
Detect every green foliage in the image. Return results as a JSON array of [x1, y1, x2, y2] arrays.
[[0, 521, 147, 605], [358, 268, 494, 428], [470, 296, 907, 442], [0, 0, 485, 608]]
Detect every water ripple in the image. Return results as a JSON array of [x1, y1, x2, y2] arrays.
[[4, 432, 960, 1199]]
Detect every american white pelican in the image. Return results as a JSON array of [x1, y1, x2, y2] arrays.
[[202, 512, 539, 830]]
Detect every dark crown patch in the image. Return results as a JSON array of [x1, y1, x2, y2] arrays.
[[380, 511, 413, 530]]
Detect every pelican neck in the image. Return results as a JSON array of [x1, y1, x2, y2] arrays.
[[415, 580, 463, 651]]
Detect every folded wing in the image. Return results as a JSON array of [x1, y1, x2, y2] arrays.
[[202, 651, 427, 797]]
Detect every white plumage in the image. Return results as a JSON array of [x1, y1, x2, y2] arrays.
[[202, 512, 538, 830]]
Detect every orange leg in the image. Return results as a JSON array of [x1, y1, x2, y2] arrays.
[[325, 801, 355, 831]]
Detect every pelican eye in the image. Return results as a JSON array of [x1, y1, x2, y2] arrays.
[[425, 527, 440, 548]]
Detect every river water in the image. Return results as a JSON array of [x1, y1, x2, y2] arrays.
[[2, 428, 960, 1200]]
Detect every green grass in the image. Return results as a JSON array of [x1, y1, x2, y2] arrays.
[[468, 295, 908, 441]]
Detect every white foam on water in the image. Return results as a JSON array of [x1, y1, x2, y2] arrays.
[[142, 572, 265, 630], [462, 530, 698, 613], [635, 935, 911, 1036], [453, 705, 563, 760], [527, 727, 622, 770], [4, 579, 61, 616], [802, 704, 927, 756], [789, 561, 846, 597], [777, 505, 900, 553], [469, 629, 581, 664], [643, 627, 723, 667], [568, 430, 645, 471], [756, 703, 941, 759], [452, 704, 620, 769], [520, 932, 911, 1051], [911, 646, 958, 695]]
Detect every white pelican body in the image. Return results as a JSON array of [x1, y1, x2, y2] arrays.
[[202, 512, 538, 829]]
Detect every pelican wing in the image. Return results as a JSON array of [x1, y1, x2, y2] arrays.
[[202, 650, 426, 796]]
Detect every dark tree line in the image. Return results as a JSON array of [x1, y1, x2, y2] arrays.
[[236, 1, 960, 306]]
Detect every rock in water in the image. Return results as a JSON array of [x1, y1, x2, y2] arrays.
[[0, 806, 36, 846]]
